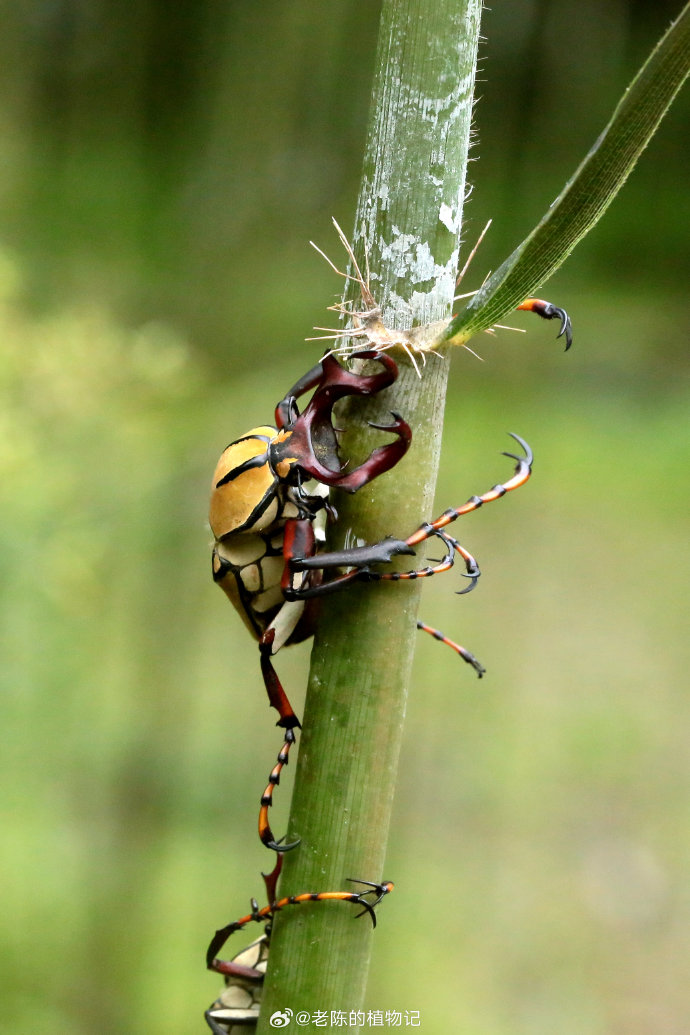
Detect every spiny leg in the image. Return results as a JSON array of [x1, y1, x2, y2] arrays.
[[284, 530, 475, 596], [416, 620, 485, 677], [261, 854, 284, 905]]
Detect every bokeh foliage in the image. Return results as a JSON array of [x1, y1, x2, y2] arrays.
[[1, 2, 688, 1033]]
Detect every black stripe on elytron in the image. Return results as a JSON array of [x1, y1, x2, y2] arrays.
[[215, 451, 271, 488], [226, 433, 274, 448], [235, 477, 288, 534]]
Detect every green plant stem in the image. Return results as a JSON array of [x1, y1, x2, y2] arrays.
[[256, 1, 482, 1030]]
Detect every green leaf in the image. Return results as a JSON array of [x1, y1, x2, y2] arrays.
[[441, 2, 690, 347]]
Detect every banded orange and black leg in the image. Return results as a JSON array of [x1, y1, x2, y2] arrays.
[[364, 529, 480, 594], [403, 433, 533, 550], [289, 434, 532, 592], [416, 620, 486, 677], [256, 630, 302, 853], [206, 878, 394, 975], [258, 728, 300, 852]]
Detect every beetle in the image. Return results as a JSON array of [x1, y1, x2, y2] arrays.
[[210, 301, 571, 852], [204, 856, 393, 1034]]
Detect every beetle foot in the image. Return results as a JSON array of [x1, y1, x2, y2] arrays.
[[345, 878, 395, 926], [518, 298, 572, 350], [262, 834, 301, 854]]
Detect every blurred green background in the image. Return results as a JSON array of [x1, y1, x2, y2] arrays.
[[1, 1, 688, 1033]]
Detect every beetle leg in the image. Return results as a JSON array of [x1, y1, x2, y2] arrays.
[[403, 433, 533, 549], [207, 898, 272, 975], [269, 881, 394, 928], [416, 620, 485, 677], [256, 632, 302, 853], [287, 536, 414, 576], [283, 437, 529, 679], [286, 434, 531, 589], [284, 565, 363, 599], [285, 530, 479, 599], [360, 530, 481, 594], [205, 932, 270, 1032], [345, 878, 396, 922], [258, 629, 300, 729], [258, 728, 301, 853], [253, 516, 326, 854], [206, 875, 393, 978], [517, 298, 572, 350], [204, 1010, 233, 1035]]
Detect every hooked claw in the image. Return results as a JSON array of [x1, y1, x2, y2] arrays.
[[346, 878, 395, 926], [456, 567, 480, 596], [502, 431, 534, 468], [262, 834, 301, 854], [517, 299, 573, 351], [545, 304, 573, 351], [556, 309, 573, 350], [428, 529, 480, 596]]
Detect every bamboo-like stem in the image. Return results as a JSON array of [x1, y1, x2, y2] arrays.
[[256, 1, 482, 1030]]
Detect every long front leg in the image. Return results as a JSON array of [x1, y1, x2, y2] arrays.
[[404, 433, 533, 548], [287, 434, 532, 594]]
